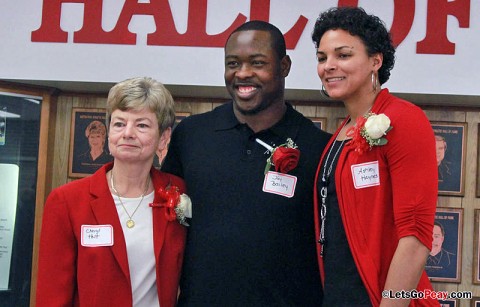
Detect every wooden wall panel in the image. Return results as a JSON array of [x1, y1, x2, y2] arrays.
[[422, 109, 480, 302], [50, 95, 108, 189]]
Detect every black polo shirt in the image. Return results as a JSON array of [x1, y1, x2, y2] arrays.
[[162, 102, 330, 306]]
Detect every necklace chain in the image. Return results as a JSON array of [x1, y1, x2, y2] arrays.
[[319, 138, 347, 257], [318, 113, 370, 255], [110, 170, 150, 229], [321, 139, 346, 182]]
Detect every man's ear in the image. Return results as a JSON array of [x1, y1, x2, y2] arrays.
[[281, 55, 292, 77]]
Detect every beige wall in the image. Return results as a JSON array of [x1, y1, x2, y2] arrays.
[[50, 92, 480, 304]]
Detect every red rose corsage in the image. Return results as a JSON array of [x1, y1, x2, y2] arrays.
[[256, 138, 300, 175], [149, 185, 191, 226]]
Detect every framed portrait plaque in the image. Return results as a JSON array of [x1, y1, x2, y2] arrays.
[[425, 207, 463, 283], [431, 122, 467, 196], [174, 112, 191, 128], [155, 112, 191, 168], [438, 299, 458, 307], [471, 297, 480, 307], [336, 117, 346, 128], [477, 124, 480, 198], [68, 108, 113, 178], [474, 209, 480, 284], [308, 117, 327, 131]]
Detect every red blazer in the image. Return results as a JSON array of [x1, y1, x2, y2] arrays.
[[36, 163, 187, 307], [314, 89, 438, 306]]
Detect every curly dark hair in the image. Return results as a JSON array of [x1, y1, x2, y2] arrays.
[[311, 7, 395, 85]]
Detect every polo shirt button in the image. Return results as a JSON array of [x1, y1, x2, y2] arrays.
[[246, 150, 252, 155]]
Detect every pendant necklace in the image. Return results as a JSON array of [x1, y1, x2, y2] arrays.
[[110, 170, 150, 229], [319, 137, 347, 257]]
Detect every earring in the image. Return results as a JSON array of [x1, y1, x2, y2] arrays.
[[320, 83, 330, 98], [372, 72, 378, 92]]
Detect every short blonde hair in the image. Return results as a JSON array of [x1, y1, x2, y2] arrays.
[[106, 77, 175, 132], [85, 120, 106, 138]]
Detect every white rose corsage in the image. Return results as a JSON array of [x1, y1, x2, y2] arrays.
[[175, 193, 192, 226], [347, 112, 392, 154]]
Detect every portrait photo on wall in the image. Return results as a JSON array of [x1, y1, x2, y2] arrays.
[[431, 122, 467, 196], [336, 117, 346, 128], [173, 112, 190, 129], [154, 112, 191, 168], [425, 207, 463, 282], [308, 117, 326, 131], [477, 124, 480, 198], [474, 209, 480, 284], [0, 107, 6, 145], [438, 299, 458, 307], [68, 108, 113, 178]]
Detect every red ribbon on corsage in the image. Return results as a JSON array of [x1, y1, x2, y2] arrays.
[[149, 185, 180, 222]]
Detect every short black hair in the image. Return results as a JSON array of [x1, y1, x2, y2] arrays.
[[227, 20, 287, 60], [434, 221, 445, 236], [311, 7, 395, 85]]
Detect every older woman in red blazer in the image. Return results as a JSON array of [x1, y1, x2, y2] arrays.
[[37, 77, 191, 307]]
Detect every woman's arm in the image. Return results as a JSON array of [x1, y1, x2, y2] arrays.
[[380, 236, 429, 307]]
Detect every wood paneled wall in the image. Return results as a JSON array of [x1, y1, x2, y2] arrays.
[[50, 93, 480, 304], [426, 108, 480, 303], [51, 95, 109, 187]]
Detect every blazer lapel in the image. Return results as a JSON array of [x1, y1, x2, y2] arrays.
[[89, 164, 131, 280]]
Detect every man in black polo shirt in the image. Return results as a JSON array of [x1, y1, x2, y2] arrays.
[[162, 20, 330, 306]]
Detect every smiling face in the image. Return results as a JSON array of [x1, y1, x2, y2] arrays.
[[224, 30, 290, 116], [88, 132, 105, 150], [108, 107, 164, 163], [435, 137, 446, 165], [316, 29, 382, 103]]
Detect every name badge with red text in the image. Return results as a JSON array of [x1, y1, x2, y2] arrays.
[[81, 225, 114, 247], [351, 161, 380, 189], [263, 171, 297, 198]]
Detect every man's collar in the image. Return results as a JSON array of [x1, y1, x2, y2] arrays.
[[268, 103, 298, 137], [214, 101, 299, 137], [213, 102, 240, 131]]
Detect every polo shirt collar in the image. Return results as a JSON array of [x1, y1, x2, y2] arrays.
[[268, 103, 299, 138], [214, 102, 240, 131], [214, 101, 300, 138]]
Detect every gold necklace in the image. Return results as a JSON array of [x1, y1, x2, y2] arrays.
[[110, 171, 150, 229]]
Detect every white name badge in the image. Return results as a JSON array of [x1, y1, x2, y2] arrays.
[[81, 225, 114, 247], [262, 171, 297, 198], [351, 161, 381, 189]]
